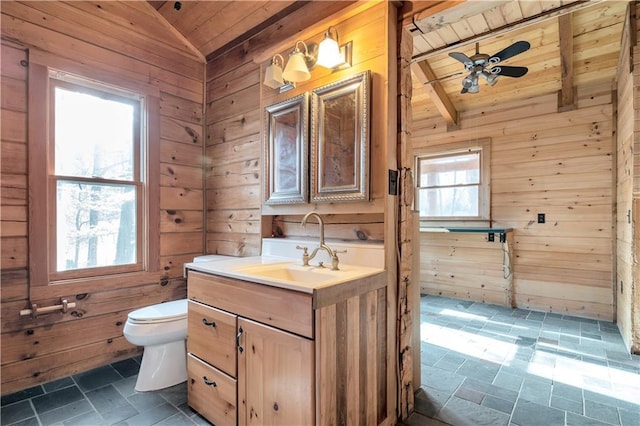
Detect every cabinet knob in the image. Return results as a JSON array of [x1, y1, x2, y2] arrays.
[[202, 376, 217, 387], [202, 318, 216, 327]]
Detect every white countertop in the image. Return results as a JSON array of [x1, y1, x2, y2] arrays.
[[184, 255, 385, 294]]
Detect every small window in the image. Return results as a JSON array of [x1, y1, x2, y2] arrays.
[[49, 76, 143, 279], [415, 139, 490, 224]]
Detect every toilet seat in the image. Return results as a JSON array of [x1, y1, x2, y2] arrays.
[[127, 299, 187, 324]]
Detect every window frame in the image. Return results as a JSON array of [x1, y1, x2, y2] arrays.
[[414, 138, 491, 226], [28, 63, 160, 289], [48, 78, 144, 280]]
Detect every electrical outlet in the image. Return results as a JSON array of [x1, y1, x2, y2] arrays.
[[388, 169, 398, 196], [537, 213, 545, 223], [488, 232, 495, 242], [499, 233, 506, 243]]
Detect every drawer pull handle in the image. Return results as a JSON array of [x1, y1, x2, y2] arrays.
[[202, 376, 217, 387], [202, 318, 216, 327], [237, 326, 244, 353]]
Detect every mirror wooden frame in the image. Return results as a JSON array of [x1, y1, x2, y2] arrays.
[[310, 71, 370, 203], [263, 93, 309, 205]]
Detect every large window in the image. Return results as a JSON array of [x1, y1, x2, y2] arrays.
[[50, 77, 143, 279], [29, 65, 159, 287], [415, 139, 490, 223]]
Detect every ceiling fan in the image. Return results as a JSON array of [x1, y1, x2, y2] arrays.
[[448, 40, 531, 94]]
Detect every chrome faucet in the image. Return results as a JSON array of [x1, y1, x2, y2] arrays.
[[297, 212, 345, 270]]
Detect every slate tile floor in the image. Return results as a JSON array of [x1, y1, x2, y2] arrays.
[[406, 296, 640, 426], [0, 357, 209, 426], [2, 296, 639, 426]]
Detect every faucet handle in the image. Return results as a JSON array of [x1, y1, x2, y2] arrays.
[[330, 249, 346, 271], [296, 245, 309, 266]]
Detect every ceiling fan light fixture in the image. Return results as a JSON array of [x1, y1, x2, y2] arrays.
[[481, 70, 499, 86]]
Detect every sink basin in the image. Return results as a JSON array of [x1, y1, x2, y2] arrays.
[[186, 256, 384, 293], [234, 262, 338, 285]]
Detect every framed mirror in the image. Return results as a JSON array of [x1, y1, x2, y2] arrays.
[[263, 93, 309, 205], [310, 71, 370, 203]]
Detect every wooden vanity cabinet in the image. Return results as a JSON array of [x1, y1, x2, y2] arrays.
[[187, 271, 314, 426], [186, 268, 389, 425]]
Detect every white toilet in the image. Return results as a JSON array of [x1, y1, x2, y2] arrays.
[[123, 254, 231, 391]]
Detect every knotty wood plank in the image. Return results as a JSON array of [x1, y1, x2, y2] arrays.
[[206, 210, 260, 235], [0, 336, 139, 395], [161, 209, 204, 233], [160, 187, 203, 210], [160, 117, 203, 146], [205, 233, 261, 257], [205, 135, 261, 167], [160, 163, 203, 189], [206, 109, 261, 146], [206, 186, 260, 210], [160, 139, 203, 167]]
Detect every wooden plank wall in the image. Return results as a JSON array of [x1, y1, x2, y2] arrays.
[[615, 2, 635, 351], [315, 286, 387, 425], [416, 82, 615, 320], [1, 2, 204, 394], [205, 2, 391, 251], [420, 232, 514, 306]]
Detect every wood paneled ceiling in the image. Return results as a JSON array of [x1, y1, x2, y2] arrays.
[[143, 0, 627, 126], [148, 0, 306, 60], [403, 0, 629, 125]]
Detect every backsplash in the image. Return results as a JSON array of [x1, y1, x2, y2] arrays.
[[261, 237, 385, 269]]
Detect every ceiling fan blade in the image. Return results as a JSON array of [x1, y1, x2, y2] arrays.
[[449, 52, 473, 69], [489, 41, 530, 64], [491, 65, 528, 78]]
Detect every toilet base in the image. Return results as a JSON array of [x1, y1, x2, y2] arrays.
[[135, 340, 187, 392]]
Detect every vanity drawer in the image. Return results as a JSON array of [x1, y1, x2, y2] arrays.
[[188, 300, 237, 377], [188, 354, 236, 426], [188, 271, 314, 338]]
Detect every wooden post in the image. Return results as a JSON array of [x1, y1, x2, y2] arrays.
[[397, 24, 415, 419]]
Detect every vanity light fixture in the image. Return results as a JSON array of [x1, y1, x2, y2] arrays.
[[263, 54, 285, 89], [316, 26, 352, 70], [282, 40, 317, 83], [263, 30, 353, 91]]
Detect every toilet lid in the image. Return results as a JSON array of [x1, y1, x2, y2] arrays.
[[128, 299, 187, 323]]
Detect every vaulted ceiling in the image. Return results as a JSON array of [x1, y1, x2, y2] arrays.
[[147, 0, 356, 61], [144, 1, 628, 126]]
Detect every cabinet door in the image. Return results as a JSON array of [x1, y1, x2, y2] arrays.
[[237, 318, 315, 426], [188, 300, 237, 377]]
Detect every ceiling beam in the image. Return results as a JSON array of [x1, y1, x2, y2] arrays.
[[412, 1, 508, 34], [411, 60, 458, 126], [399, 1, 462, 28], [410, 0, 601, 63], [558, 13, 575, 111]]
